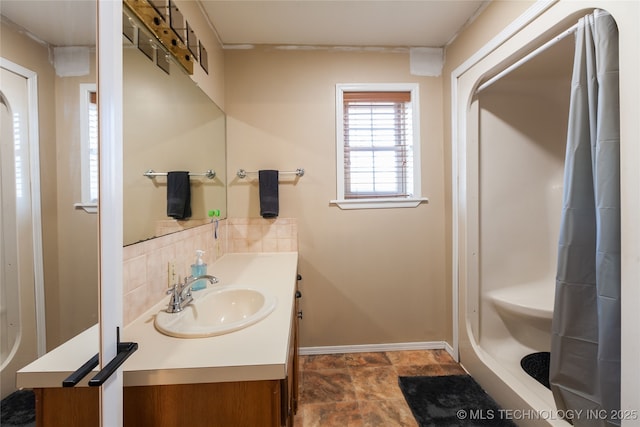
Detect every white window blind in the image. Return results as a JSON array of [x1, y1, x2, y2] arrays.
[[343, 91, 413, 199], [13, 113, 24, 198], [88, 91, 98, 202], [76, 83, 98, 213]]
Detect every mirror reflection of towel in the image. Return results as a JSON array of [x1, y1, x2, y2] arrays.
[[167, 171, 191, 219], [259, 170, 279, 218]]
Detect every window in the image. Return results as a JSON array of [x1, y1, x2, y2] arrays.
[[12, 111, 24, 198], [333, 83, 426, 209], [77, 83, 98, 213]]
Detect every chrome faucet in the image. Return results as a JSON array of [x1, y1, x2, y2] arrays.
[[165, 274, 219, 313]]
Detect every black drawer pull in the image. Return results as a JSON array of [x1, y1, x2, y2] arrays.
[[88, 341, 138, 387], [62, 353, 99, 387], [87, 327, 138, 387]]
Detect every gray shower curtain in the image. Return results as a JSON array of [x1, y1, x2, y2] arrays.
[[550, 9, 620, 427]]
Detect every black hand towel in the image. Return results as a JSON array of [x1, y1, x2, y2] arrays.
[[167, 171, 192, 219], [259, 170, 279, 218]]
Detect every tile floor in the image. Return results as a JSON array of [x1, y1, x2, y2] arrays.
[[293, 349, 467, 426]]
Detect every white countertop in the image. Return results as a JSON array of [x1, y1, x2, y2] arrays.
[[17, 252, 299, 389]]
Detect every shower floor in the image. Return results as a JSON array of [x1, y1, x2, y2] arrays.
[[477, 336, 561, 420], [521, 352, 551, 389]]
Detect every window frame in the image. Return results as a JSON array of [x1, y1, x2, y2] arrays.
[[76, 83, 98, 213], [333, 83, 427, 209]]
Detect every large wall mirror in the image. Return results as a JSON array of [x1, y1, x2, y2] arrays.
[[0, 0, 227, 400], [123, 8, 227, 246]]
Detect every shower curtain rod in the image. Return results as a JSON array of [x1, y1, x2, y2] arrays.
[[476, 21, 581, 93]]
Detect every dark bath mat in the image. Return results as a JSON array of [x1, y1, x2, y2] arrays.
[[399, 375, 517, 426], [0, 389, 35, 426], [520, 352, 551, 389]]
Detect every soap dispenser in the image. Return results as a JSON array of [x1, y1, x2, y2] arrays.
[[191, 250, 207, 291]]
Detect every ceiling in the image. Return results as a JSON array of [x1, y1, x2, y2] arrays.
[[0, 1, 97, 46], [200, 1, 489, 48], [0, 0, 488, 48]]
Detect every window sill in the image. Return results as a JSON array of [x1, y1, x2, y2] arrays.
[[329, 197, 429, 210], [74, 202, 98, 214]]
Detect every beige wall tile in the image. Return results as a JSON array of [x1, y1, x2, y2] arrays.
[[122, 218, 296, 324]]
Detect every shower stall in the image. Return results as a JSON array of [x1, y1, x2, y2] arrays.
[[473, 32, 573, 413], [460, 37, 574, 425], [453, 3, 631, 425], [0, 60, 45, 400]]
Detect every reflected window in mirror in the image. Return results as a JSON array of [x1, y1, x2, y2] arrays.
[[80, 84, 98, 207]]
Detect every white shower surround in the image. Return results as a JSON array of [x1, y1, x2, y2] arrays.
[[451, 1, 640, 425], [476, 73, 570, 421]]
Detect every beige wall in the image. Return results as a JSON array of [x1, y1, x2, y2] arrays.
[[1, 23, 63, 349], [1, 23, 100, 349], [53, 54, 99, 348], [225, 48, 447, 347], [118, 0, 536, 350], [222, 2, 539, 349], [441, 0, 535, 344]]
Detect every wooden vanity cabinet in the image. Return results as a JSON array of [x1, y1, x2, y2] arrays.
[[34, 387, 99, 426], [123, 302, 300, 427], [33, 291, 300, 427], [281, 285, 300, 426]]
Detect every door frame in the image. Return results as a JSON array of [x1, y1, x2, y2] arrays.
[[97, 1, 124, 425]]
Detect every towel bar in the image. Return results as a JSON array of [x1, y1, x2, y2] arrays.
[[144, 169, 216, 179], [237, 168, 304, 179]]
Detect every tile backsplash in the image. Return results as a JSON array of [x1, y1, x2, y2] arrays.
[[227, 217, 298, 253], [122, 217, 297, 325]]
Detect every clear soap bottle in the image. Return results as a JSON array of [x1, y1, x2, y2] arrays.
[[191, 250, 207, 291]]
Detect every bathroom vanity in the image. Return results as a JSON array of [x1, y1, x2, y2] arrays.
[[17, 252, 300, 427]]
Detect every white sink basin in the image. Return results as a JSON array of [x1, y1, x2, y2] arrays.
[[154, 286, 277, 338]]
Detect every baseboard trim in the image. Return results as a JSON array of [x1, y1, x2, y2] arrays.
[[443, 342, 456, 361], [299, 341, 452, 356]]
